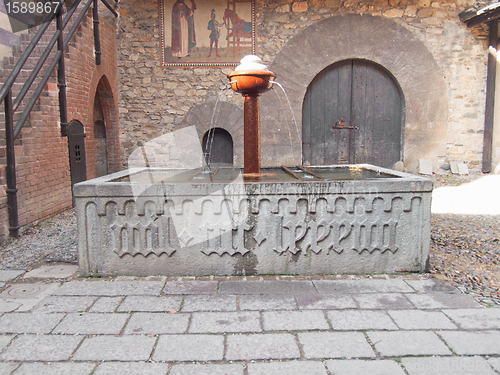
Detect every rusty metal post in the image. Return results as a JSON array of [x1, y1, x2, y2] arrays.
[[5, 90, 20, 237], [243, 94, 261, 175]]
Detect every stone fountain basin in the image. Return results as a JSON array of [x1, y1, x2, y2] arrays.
[[74, 164, 432, 277]]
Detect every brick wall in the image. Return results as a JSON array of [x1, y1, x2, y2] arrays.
[[0, 4, 119, 240]]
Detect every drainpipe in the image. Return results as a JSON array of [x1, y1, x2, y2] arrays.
[[482, 20, 497, 173]]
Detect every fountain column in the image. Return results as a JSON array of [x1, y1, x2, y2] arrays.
[[228, 55, 276, 175]]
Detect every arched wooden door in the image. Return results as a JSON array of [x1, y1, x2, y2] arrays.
[[302, 59, 404, 168]]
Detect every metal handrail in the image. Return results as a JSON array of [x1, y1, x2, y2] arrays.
[[1, 0, 118, 237]]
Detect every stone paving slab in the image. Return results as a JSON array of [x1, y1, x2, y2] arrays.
[[53, 312, 129, 335], [169, 363, 244, 375], [367, 331, 452, 357], [93, 362, 168, 375], [488, 358, 500, 372], [0, 334, 83, 361], [326, 359, 406, 375], [402, 356, 497, 375], [124, 312, 190, 334], [181, 295, 237, 312], [298, 332, 376, 359], [189, 311, 261, 333], [32, 296, 96, 313], [247, 360, 328, 375], [239, 295, 297, 310], [387, 309, 457, 330], [0, 363, 19, 374], [218, 280, 316, 295], [353, 293, 414, 309], [89, 296, 124, 312], [12, 362, 96, 375], [404, 279, 460, 293], [442, 308, 500, 329], [313, 279, 415, 294], [438, 330, 500, 355], [117, 295, 183, 312], [162, 280, 219, 295], [326, 310, 398, 330], [53, 280, 165, 296], [153, 334, 224, 361], [0, 335, 13, 351], [226, 333, 300, 360], [72, 335, 156, 361], [0, 312, 65, 334], [23, 264, 78, 279], [0, 300, 22, 312], [0, 270, 24, 281], [295, 294, 357, 310], [262, 310, 330, 331], [405, 292, 483, 309]]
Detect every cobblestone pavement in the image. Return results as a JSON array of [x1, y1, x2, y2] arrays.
[[0, 269, 499, 374]]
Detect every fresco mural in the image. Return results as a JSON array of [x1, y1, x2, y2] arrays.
[[160, 0, 255, 67]]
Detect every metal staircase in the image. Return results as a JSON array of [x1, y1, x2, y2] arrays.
[[0, 0, 118, 238]]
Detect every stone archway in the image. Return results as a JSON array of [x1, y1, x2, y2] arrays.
[[262, 13, 448, 172], [180, 101, 244, 167]]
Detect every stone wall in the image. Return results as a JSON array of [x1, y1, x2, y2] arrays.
[[117, 0, 491, 173]]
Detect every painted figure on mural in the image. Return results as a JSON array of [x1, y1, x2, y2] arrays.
[[171, 0, 196, 58], [207, 9, 221, 58]]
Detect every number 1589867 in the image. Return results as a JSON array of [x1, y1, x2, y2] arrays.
[[6, 1, 61, 15]]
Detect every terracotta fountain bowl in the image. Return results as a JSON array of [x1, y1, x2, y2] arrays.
[[227, 69, 276, 95]]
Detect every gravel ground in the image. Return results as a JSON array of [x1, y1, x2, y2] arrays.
[[0, 173, 499, 306]]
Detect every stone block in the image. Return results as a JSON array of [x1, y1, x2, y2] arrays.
[[162, 280, 218, 295], [388, 310, 457, 329], [189, 311, 261, 333], [23, 265, 78, 279], [367, 331, 451, 356], [0, 270, 24, 281], [353, 293, 414, 309], [89, 296, 124, 312], [14, 363, 96, 375], [53, 313, 129, 334], [219, 280, 316, 295], [438, 331, 500, 355], [32, 296, 96, 313], [0, 334, 83, 361], [248, 361, 328, 375], [296, 294, 356, 310], [313, 279, 414, 294], [117, 295, 182, 312], [327, 310, 398, 330], [441, 308, 500, 329], [239, 295, 297, 310], [226, 333, 300, 360], [418, 159, 433, 175], [72, 335, 156, 361], [263, 310, 330, 331], [169, 364, 244, 375], [298, 332, 375, 359], [93, 362, 168, 375], [153, 334, 224, 361], [402, 356, 496, 375], [0, 312, 65, 334], [405, 293, 482, 309], [124, 312, 189, 334], [53, 280, 165, 296], [181, 295, 237, 312], [327, 360, 406, 375]]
